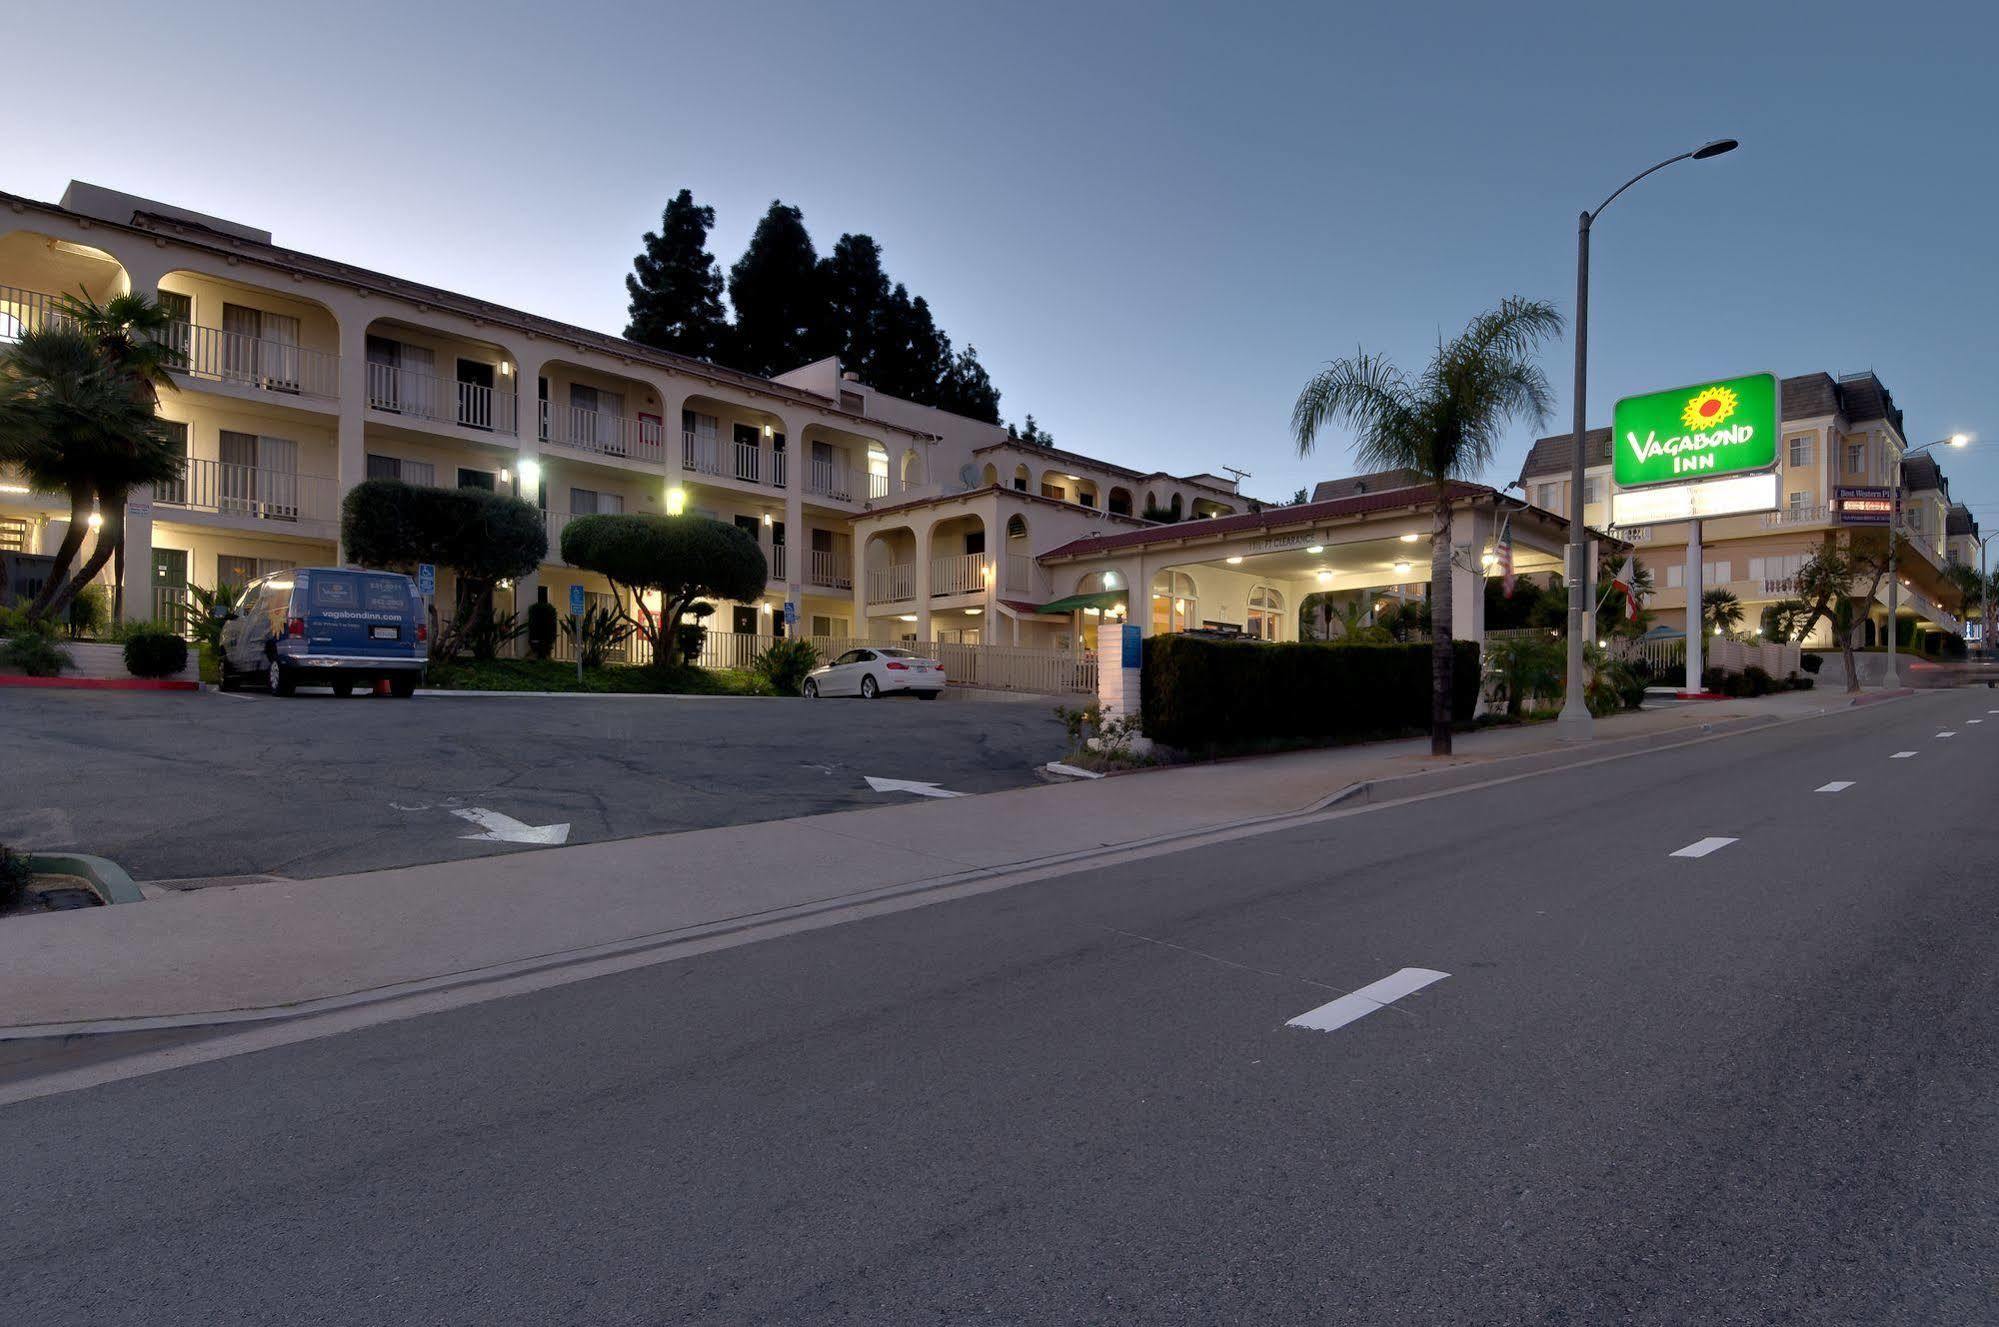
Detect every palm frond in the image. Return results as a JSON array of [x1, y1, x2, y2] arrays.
[[1291, 349, 1418, 464]]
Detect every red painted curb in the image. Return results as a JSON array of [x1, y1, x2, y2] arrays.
[[0, 674, 198, 692], [1672, 691, 1727, 701]]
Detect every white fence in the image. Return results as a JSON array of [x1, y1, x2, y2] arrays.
[[1707, 636, 1802, 677]]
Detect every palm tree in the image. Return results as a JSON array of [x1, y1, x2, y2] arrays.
[[1293, 298, 1562, 754], [1793, 542, 1889, 694], [1760, 598, 1812, 643], [0, 325, 165, 618], [1701, 587, 1743, 638], [51, 291, 183, 622]]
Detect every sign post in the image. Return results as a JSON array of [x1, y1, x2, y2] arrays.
[[569, 583, 585, 685]]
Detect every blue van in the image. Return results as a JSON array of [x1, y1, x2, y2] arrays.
[[216, 567, 428, 697]]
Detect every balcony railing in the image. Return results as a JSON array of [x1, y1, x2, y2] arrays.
[[1763, 505, 1827, 528], [808, 549, 853, 590], [682, 430, 723, 476], [154, 458, 337, 524], [772, 449, 787, 489], [367, 363, 518, 435], [0, 283, 67, 341], [768, 542, 787, 581], [542, 508, 577, 563], [733, 439, 762, 484], [543, 404, 663, 463], [1763, 576, 1799, 595], [867, 563, 914, 603], [807, 458, 854, 501], [931, 551, 993, 595], [174, 322, 341, 400], [867, 471, 891, 501], [1005, 552, 1043, 596]]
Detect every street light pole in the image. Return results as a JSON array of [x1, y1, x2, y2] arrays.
[[1556, 138, 1738, 742]]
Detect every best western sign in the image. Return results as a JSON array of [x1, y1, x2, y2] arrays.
[[1612, 373, 1778, 487]]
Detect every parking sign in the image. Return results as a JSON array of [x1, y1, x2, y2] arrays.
[[416, 563, 435, 596], [568, 584, 585, 616], [784, 600, 798, 627]]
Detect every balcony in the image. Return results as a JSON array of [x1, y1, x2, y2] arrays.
[[1762, 505, 1827, 528], [806, 458, 855, 502], [682, 430, 722, 477], [170, 321, 341, 401], [0, 283, 65, 340], [542, 403, 664, 464], [866, 563, 914, 603], [1004, 553, 1045, 598], [808, 549, 853, 591], [367, 363, 517, 435], [930, 551, 993, 596], [768, 542, 787, 582], [867, 471, 891, 501], [154, 458, 338, 525]]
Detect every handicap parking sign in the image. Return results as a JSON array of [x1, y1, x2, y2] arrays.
[[784, 600, 798, 627], [569, 584, 585, 616], [416, 563, 435, 596]]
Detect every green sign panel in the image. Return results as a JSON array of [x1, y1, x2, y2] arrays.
[[1611, 372, 1777, 489]]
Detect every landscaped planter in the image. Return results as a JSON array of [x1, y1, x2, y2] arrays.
[[1, 852, 144, 917], [0, 638, 198, 690]]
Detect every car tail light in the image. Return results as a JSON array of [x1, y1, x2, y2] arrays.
[[416, 622, 427, 642], [285, 616, 305, 638], [886, 661, 908, 670]]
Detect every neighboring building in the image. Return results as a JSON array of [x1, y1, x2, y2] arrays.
[[0, 182, 1245, 655], [1520, 371, 1968, 647]]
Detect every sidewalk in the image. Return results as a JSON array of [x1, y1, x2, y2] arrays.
[[0, 687, 1904, 1035]]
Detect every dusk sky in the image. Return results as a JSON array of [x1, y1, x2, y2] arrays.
[[11, 1, 1995, 518]]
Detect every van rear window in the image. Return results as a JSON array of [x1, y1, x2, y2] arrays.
[[363, 577, 409, 613], [310, 577, 358, 609]]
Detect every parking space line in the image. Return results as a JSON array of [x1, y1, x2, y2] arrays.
[[1286, 968, 1449, 1034], [1967, 719, 1984, 725], [1891, 751, 1918, 759], [1670, 836, 1738, 858], [1937, 731, 1957, 739], [1815, 781, 1854, 793]]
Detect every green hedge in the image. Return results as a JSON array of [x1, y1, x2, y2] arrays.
[[1140, 637, 1479, 748]]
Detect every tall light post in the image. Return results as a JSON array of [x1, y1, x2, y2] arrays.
[[1558, 138, 1739, 741], [1886, 433, 1967, 681], [1977, 526, 1998, 663]]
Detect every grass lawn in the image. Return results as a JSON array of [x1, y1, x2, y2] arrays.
[[425, 657, 770, 695]]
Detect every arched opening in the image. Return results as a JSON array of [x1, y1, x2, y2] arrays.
[[1191, 497, 1235, 519], [157, 267, 343, 400], [1074, 480, 1099, 509], [365, 316, 517, 433], [1151, 569, 1199, 634], [928, 513, 990, 596], [1248, 585, 1286, 641], [1107, 486, 1133, 516], [900, 446, 927, 491], [1012, 463, 1031, 493], [0, 230, 127, 339], [866, 441, 891, 500], [981, 462, 1000, 487], [863, 527, 918, 604]]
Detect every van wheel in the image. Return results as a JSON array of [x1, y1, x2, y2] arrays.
[[390, 674, 417, 699], [217, 662, 238, 692], [332, 680, 355, 698], [860, 675, 879, 699], [268, 660, 296, 697]]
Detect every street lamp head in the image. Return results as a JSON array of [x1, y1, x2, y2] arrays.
[[1949, 433, 1970, 447], [1691, 138, 1739, 160]]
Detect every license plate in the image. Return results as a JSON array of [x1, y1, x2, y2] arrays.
[[370, 625, 399, 640]]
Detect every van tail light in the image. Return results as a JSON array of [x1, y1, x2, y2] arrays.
[[416, 622, 427, 643], [285, 616, 305, 638], [886, 661, 908, 670]]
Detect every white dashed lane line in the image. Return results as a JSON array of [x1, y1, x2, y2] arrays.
[[1671, 836, 1738, 859], [1285, 968, 1450, 1034], [1892, 751, 1918, 759], [1937, 732, 1957, 739], [1816, 781, 1854, 793]]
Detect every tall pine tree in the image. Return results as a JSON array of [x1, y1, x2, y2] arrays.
[[818, 234, 891, 382], [724, 201, 824, 376], [623, 189, 727, 359], [937, 344, 1002, 424]]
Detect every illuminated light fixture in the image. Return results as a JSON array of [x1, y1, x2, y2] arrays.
[[665, 486, 687, 516], [1085, 606, 1101, 616], [86, 512, 103, 529], [898, 613, 918, 623], [1398, 533, 1420, 543], [761, 512, 773, 526], [1103, 572, 1118, 589], [1596, 639, 1606, 648], [498, 361, 512, 377], [1316, 570, 1333, 585], [964, 607, 981, 615], [1713, 626, 1724, 636], [759, 601, 771, 613], [981, 563, 994, 582], [499, 468, 513, 484], [517, 457, 541, 487], [1480, 549, 1497, 566], [1394, 560, 1411, 575], [1306, 544, 1324, 555], [1174, 599, 1186, 613], [497, 579, 513, 591], [764, 424, 774, 437], [1225, 555, 1244, 565], [1950, 433, 1969, 447]]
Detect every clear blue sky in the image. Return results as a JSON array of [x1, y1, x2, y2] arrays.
[[10, 1, 1996, 518]]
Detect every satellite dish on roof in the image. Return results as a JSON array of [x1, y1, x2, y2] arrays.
[[958, 463, 981, 492]]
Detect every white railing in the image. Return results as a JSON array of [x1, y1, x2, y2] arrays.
[[543, 404, 663, 463], [808, 549, 852, 590], [930, 551, 993, 595], [807, 458, 853, 500], [154, 458, 337, 523], [733, 439, 762, 483], [867, 471, 891, 500], [1763, 576, 1799, 596], [693, 633, 1098, 694], [682, 430, 722, 476], [772, 449, 787, 489], [867, 563, 915, 603], [0, 283, 66, 340], [542, 509, 577, 563], [1611, 635, 1685, 675], [173, 322, 341, 400], [1763, 505, 1827, 528], [367, 363, 518, 434], [767, 543, 787, 581], [1005, 552, 1041, 596]]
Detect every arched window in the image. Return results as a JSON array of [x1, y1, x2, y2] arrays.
[[1006, 514, 1028, 540], [1151, 570, 1198, 635], [981, 462, 1000, 487], [1248, 585, 1285, 641], [1107, 486, 1133, 516], [1012, 464, 1031, 492]]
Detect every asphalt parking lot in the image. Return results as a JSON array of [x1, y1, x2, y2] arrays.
[[0, 688, 1070, 884]]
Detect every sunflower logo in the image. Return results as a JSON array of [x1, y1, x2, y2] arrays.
[[1680, 385, 1739, 431]]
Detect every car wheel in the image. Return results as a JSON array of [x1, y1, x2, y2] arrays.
[[859, 675, 879, 699], [268, 659, 296, 697], [802, 679, 819, 698], [390, 674, 418, 699], [917, 689, 939, 700], [332, 680, 355, 698], [217, 661, 238, 692]]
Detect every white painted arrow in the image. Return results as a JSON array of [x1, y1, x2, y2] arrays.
[[865, 776, 966, 799], [451, 807, 571, 844]]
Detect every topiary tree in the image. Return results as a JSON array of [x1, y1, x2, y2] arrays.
[[561, 513, 766, 665], [341, 478, 546, 660]]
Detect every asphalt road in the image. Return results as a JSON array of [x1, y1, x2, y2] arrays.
[[5, 691, 1997, 1324], [0, 688, 1066, 882]]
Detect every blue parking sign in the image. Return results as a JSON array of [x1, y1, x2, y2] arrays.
[[784, 600, 798, 627], [416, 563, 435, 596], [568, 584, 585, 616]]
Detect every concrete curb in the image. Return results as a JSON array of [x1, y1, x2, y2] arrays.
[[23, 853, 145, 905]]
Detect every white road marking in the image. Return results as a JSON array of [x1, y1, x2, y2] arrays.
[[1286, 967, 1449, 1034], [1937, 731, 1956, 738], [1044, 762, 1105, 780], [1815, 781, 1854, 793], [1966, 719, 1983, 724], [1891, 751, 1918, 759], [1671, 836, 1738, 858], [864, 776, 966, 798], [450, 807, 571, 845]]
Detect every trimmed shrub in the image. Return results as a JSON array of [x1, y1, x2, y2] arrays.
[[123, 629, 189, 678], [0, 611, 68, 676], [65, 584, 109, 640], [1800, 652, 1824, 675], [1743, 664, 1773, 696], [1141, 636, 1477, 749], [525, 600, 558, 660], [752, 638, 820, 695]]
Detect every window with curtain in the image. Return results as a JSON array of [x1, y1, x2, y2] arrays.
[[1787, 434, 1814, 468], [1150, 571, 1197, 634], [1248, 586, 1285, 640]]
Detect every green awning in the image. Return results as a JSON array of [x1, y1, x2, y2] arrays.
[[1032, 590, 1128, 615]]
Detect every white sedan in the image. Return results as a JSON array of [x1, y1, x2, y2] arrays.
[[803, 647, 945, 699]]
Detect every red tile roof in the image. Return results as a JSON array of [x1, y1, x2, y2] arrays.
[[1036, 481, 1493, 560]]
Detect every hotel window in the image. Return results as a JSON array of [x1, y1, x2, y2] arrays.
[[1151, 570, 1198, 635], [569, 487, 624, 517], [1667, 565, 1682, 589], [216, 554, 295, 587], [810, 615, 850, 637], [1582, 477, 1603, 506], [1787, 434, 1814, 468], [366, 453, 435, 487], [1248, 586, 1285, 641], [1703, 561, 1731, 587], [1534, 482, 1558, 510], [218, 430, 299, 519], [1846, 442, 1865, 475], [221, 303, 303, 391], [155, 420, 190, 505], [457, 468, 496, 491], [1788, 490, 1810, 514]]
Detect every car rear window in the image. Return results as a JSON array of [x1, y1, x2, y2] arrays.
[[362, 576, 409, 613], [310, 576, 358, 610]]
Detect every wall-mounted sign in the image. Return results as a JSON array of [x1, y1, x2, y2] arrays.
[[1612, 373, 1779, 489], [1610, 471, 1781, 526], [1832, 486, 1893, 526]]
